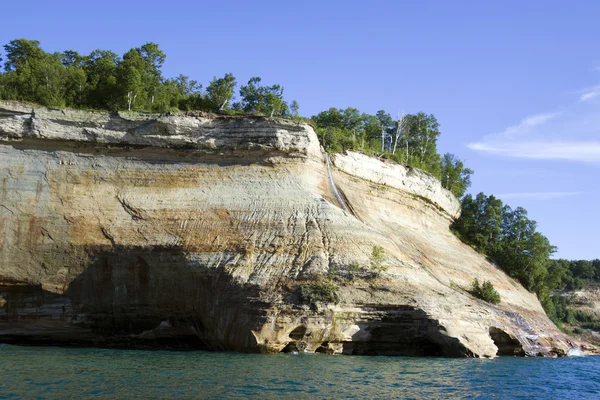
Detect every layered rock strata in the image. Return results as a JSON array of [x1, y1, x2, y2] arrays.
[[0, 101, 592, 356]]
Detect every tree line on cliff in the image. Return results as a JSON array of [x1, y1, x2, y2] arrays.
[[452, 192, 600, 328], [0, 39, 297, 117], [0, 38, 473, 198], [310, 108, 473, 198]]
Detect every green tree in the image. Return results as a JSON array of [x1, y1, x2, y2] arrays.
[[206, 73, 236, 111], [154, 74, 203, 111], [119, 65, 143, 111], [402, 112, 441, 170], [570, 260, 595, 280], [61, 50, 85, 67], [2, 39, 66, 106], [137, 42, 166, 106], [264, 84, 286, 117], [454, 193, 556, 297], [341, 107, 362, 144], [238, 76, 264, 113], [440, 153, 473, 197], [312, 107, 344, 129], [369, 245, 388, 275], [452, 193, 504, 255], [238, 77, 288, 116], [3, 39, 45, 72], [290, 100, 300, 117], [375, 110, 393, 152], [84, 49, 120, 110]]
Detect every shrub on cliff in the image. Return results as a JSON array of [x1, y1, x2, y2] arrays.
[[300, 279, 338, 305], [470, 279, 501, 304], [369, 245, 388, 275]]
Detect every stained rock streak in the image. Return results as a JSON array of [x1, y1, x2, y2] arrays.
[[0, 101, 592, 357]]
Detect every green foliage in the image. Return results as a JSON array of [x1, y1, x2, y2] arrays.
[[469, 278, 501, 304], [440, 153, 473, 197], [236, 77, 290, 117], [453, 192, 556, 295], [572, 310, 600, 331], [310, 107, 472, 196], [453, 192, 600, 331], [206, 73, 236, 112], [369, 245, 388, 275], [0, 38, 296, 117], [290, 100, 299, 117], [300, 279, 338, 304], [0, 38, 472, 198], [544, 294, 574, 326], [544, 258, 600, 291], [452, 193, 503, 255]]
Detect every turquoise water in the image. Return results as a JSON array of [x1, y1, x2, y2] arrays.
[[0, 345, 598, 399]]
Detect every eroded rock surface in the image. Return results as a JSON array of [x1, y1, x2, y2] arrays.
[[0, 101, 593, 357]]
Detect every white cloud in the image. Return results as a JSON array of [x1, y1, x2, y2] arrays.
[[493, 112, 560, 139], [496, 191, 586, 200], [468, 94, 600, 164], [579, 85, 600, 102], [468, 141, 600, 163]]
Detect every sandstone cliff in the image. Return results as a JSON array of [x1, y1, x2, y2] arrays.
[[0, 101, 591, 357]]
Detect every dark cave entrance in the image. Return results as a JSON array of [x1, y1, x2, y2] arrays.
[[489, 327, 525, 356]]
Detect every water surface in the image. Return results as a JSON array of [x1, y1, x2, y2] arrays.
[[0, 345, 598, 399]]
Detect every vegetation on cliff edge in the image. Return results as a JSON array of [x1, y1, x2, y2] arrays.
[[452, 192, 600, 329], [0, 38, 473, 198]]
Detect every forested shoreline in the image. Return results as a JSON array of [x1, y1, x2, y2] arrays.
[[1, 38, 597, 333]]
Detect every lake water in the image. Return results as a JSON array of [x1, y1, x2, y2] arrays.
[[0, 345, 598, 399]]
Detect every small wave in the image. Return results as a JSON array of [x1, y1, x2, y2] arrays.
[[567, 347, 585, 357]]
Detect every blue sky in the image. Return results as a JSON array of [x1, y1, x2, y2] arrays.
[[1, 0, 598, 259]]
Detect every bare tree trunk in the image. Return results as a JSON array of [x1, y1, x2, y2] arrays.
[[219, 97, 230, 112], [392, 124, 400, 155], [419, 136, 429, 164], [127, 92, 138, 111], [381, 128, 385, 152]]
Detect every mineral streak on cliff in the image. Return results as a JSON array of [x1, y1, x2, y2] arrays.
[[0, 101, 592, 356]]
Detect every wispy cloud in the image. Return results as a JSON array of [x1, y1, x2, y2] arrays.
[[492, 112, 560, 139], [579, 85, 600, 102], [496, 191, 586, 200], [468, 88, 600, 164], [468, 141, 600, 163]]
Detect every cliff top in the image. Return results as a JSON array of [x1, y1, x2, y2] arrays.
[[0, 100, 460, 217], [0, 100, 318, 156]]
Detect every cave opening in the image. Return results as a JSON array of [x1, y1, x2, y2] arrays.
[[315, 341, 329, 354], [489, 327, 525, 356], [281, 341, 299, 353], [288, 325, 306, 340]]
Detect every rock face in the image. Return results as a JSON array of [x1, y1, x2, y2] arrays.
[[0, 101, 592, 356]]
